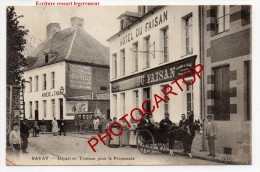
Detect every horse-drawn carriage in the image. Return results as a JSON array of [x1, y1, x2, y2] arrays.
[[135, 120, 201, 155]]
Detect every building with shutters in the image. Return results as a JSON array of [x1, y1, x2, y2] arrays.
[[107, 6, 202, 124], [201, 5, 251, 160]]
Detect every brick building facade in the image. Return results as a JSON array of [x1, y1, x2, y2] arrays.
[[201, 5, 251, 161]]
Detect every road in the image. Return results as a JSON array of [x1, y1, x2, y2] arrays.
[[9, 134, 222, 165]]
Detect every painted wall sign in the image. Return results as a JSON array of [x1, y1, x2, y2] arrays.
[[66, 101, 88, 114], [111, 55, 196, 93], [42, 90, 63, 97], [120, 11, 168, 46], [69, 64, 92, 90]]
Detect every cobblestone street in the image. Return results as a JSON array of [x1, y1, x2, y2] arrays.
[[10, 134, 222, 165]]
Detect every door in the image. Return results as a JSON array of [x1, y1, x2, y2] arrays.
[[34, 110, 39, 120], [107, 109, 110, 119], [59, 98, 63, 120]]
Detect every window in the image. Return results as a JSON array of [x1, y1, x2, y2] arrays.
[[35, 76, 38, 91], [100, 86, 108, 90], [43, 74, 47, 90], [132, 42, 138, 72], [43, 100, 47, 118], [133, 90, 140, 119], [216, 5, 230, 33], [29, 77, 32, 92], [51, 99, 55, 117], [45, 54, 49, 63], [143, 36, 150, 68], [244, 61, 251, 120], [121, 49, 125, 76], [51, 72, 55, 89], [112, 54, 117, 79], [186, 84, 194, 115], [214, 66, 230, 120], [120, 19, 124, 30], [183, 15, 193, 55], [241, 5, 251, 26], [161, 27, 169, 63], [121, 93, 125, 115], [114, 94, 117, 117], [161, 85, 170, 114], [29, 101, 32, 118], [35, 101, 38, 111]]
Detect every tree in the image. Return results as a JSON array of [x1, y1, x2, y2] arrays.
[[7, 6, 28, 85]]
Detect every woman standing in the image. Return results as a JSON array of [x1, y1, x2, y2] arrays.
[[105, 119, 112, 146], [51, 118, 58, 136], [120, 119, 130, 147], [129, 119, 137, 147], [109, 117, 120, 148]]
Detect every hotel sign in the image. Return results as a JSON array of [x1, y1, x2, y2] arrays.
[[69, 64, 92, 90], [111, 56, 196, 93]]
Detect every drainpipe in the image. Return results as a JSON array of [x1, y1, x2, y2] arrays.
[[199, 6, 205, 151]]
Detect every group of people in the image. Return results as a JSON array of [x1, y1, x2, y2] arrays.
[[51, 118, 66, 136], [105, 117, 138, 147], [103, 112, 218, 158]]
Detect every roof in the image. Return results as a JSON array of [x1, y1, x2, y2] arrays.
[[107, 6, 165, 42], [117, 11, 142, 19], [26, 28, 109, 70]]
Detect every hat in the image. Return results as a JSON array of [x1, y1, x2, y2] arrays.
[[12, 122, 19, 127], [207, 114, 213, 118]]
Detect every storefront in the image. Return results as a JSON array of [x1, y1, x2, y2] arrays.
[[108, 6, 201, 123]]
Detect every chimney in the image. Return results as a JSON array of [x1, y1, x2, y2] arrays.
[[71, 17, 84, 30], [46, 23, 61, 39]]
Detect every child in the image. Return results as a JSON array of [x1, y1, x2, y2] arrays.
[[9, 123, 21, 155]]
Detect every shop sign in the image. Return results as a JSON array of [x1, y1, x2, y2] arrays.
[[111, 55, 196, 93], [66, 101, 88, 114], [42, 90, 63, 97]]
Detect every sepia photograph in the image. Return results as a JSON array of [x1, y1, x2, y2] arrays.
[[5, 4, 252, 166]]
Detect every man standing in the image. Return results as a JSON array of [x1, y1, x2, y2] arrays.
[[179, 114, 189, 129], [205, 114, 218, 158], [93, 116, 100, 134], [59, 120, 66, 136], [20, 118, 29, 153]]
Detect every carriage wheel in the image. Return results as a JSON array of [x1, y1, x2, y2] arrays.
[[136, 129, 154, 154], [157, 140, 169, 153]]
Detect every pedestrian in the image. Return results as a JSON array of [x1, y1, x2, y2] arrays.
[[33, 120, 39, 137], [109, 117, 120, 148], [205, 114, 218, 158], [129, 119, 137, 147], [120, 119, 130, 147], [59, 120, 66, 136], [9, 123, 21, 157], [20, 118, 29, 153], [93, 116, 100, 134], [52, 117, 59, 136], [40, 119, 46, 134], [105, 119, 112, 146]]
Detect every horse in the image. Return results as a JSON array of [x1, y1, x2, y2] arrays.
[[167, 119, 202, 158]]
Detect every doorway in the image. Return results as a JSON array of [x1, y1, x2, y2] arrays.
[[59, 98, 63, 120], [143, 87, 151, 112]]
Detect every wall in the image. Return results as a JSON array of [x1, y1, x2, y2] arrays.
[[23, 62, 66, 120], [202, 5, 251, 161]]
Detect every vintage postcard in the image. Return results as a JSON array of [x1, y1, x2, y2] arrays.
[[4, 0, 255, 167]]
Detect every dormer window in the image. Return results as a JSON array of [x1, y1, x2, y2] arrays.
[[120, 19, 124, 30], [45, 54, 49, 63]]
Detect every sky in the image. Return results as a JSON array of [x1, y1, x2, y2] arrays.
[[14, 6, 137, 47]]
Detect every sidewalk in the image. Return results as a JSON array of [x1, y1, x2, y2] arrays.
[[50, 132, 251, 165], [171, 149, 251, 165]]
